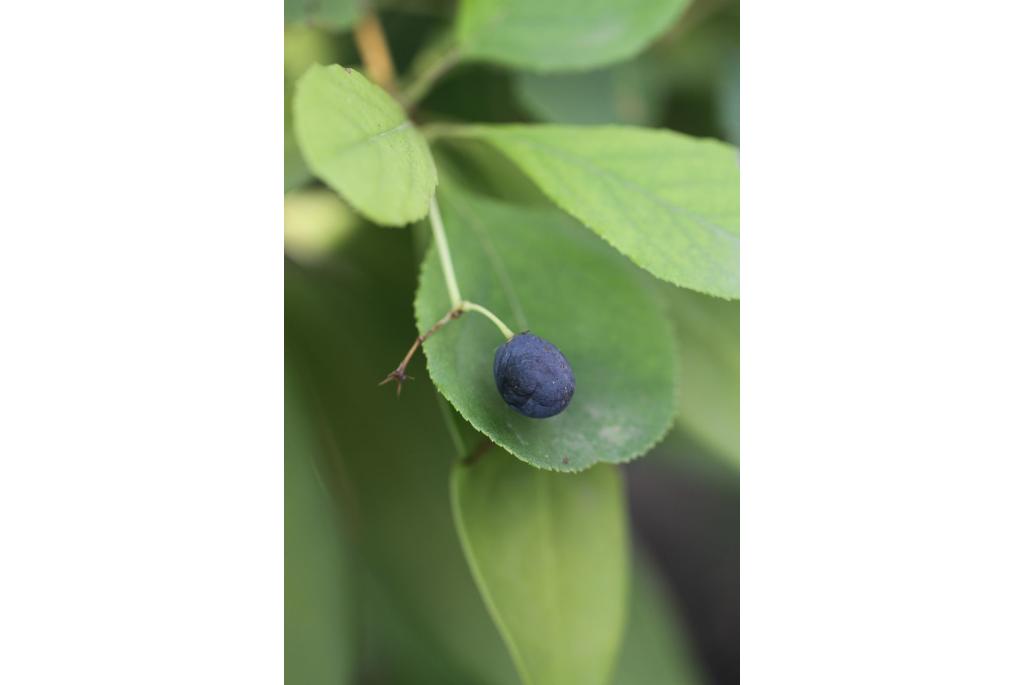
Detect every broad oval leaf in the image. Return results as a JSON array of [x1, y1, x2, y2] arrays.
[[294, 64, 437, 226], [415, 185, 677, 471], [451, 450, 629, 685], [445, 124, 739, 298], [456, 0, 692, 72]]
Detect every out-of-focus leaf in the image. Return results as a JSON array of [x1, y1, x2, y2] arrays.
[[514, 63, 661, 126], [715, 48, 740, 145], [613, 556, 708, 685], [285, 74, 310, 192], [451, 450, 628, 685], [284, 25, 350, 83], [285, 226, 518, 685], [294, 64, 437, 226], [284, 358, 355, 685], [647, 1, 740, 140], [419, 64, 533, 125], [285, 86, 311, 191], [284, 0, 360, 31], [284, 26, 348, 192], [284, 145, 310, 192], [357, 563, 484, 685], [441, 124, 739, 298], [626, 437, 740, 682], [284, 188, 359, 263], [665, 285, 739, 466], [415, 184, 677, 471], [456, 0, 692, 72]]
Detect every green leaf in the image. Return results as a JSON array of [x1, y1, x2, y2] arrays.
[[432, 140, 551, 208], [285, 80, 311, 192], [613, 557, 708, 685], [284, 358, 355, 685], [284, 136, 311, 192], [514, 62, 662, 126], [293, 64, 437, 226], [442, 124, 739, 298], [715, 48, 740, 145], [415, 185, 677, 471], [456, 0, 692, 72], [357, 562, 492, 684], [284, 0, 359, 31], [451, 450, 629, 685], [664, 285, 739, 466], [284, 188, 360, 263], [285, 27, 347, 193], [286, 227, 519, 685]]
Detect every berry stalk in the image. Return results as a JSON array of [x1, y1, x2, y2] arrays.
[[381, 196, 516, 395]]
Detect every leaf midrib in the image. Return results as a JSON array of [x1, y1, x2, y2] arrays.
[[324, 120, 413, 163]]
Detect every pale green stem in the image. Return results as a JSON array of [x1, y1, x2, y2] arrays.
[[427, 195, 515, 340], [462, 301, 515, 340], [428, 195, 462, 307]]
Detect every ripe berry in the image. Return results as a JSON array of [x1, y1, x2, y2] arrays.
[[493, 332, 575, 419]]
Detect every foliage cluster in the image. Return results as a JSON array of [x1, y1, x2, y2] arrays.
[[285, 1, 739, 683]]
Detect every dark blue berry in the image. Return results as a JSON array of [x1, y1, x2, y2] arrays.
[[493, 332, 575, 419]]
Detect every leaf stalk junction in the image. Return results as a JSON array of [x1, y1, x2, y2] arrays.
[[352, 18, 513, 395], [379, 196, 515, 396]]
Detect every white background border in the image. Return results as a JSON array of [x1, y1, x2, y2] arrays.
[[2, 2, 282, 682], [743, 1, 1024, 681]]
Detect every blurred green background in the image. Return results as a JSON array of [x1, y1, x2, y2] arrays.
[[285, 0, 739, 683]]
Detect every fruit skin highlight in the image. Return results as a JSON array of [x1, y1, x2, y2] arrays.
[[493, 332, 575, 419]]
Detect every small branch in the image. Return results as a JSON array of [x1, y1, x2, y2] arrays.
[[428, 196, 515, 340], [400, 46, 461, 110], [381, 199, 516, 396], [353, 11, 397, 92], [379, 308, 463, 395], [379, 303, 515, 396]]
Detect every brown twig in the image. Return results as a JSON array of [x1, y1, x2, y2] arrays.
[[353, 11, 397, 92], [379, 307, 463, 395]]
